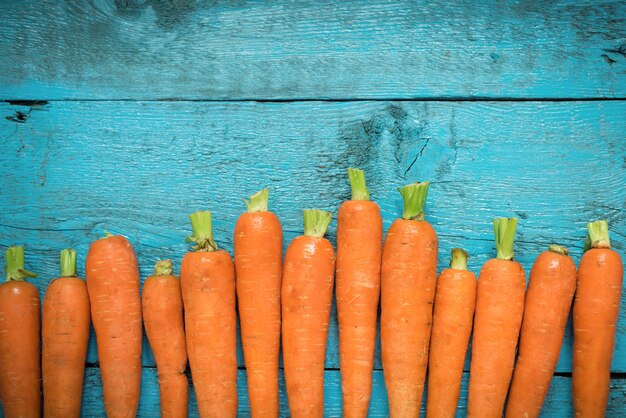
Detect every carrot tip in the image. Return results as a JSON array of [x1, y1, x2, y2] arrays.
[[397, 181, 429, 220], [60, 248, 77, 277], [348, 167, 370, 201], [5, 246, 38, 282], [548, 244, 569, 255], [154, 259, 174, 276], [243, 188, 269, 212], [450, 248, 469, 270]]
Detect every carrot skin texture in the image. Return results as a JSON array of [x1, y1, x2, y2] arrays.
[[86, 235, 142, 418], [505, 250, 576, 418], [0, 281, 41, 418], [142, 275, 189, 418], [572, 248, 623, 418], [282, 235, 335, 418], [234, 211, 282, 418], [426, 268, 476, 418], [467, 258, 526, 418], [381, 219, 437, 417], [181, 250, 238, 418], [42, 277, 91, 418]]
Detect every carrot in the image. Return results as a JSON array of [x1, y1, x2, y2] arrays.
[[426, 248, 476, 418], [572, 220, 623, 417], [505, 244, 576, 418], [467, 217, 526, 418], [142, 259, 188, 418], [86, 234, 142, 418], [181, 211, 237, 418], [336, 168, 383, 418], [381, 181, 437, 417], [234, 188, 282, 418], [0, 246, 40, 418], [42, 249, 91, 418], [282, 210, 335, 418]]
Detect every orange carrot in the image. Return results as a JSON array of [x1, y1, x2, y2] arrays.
[[505, 244, 576, 418], [86, 234, 142, 418], [42, 249, 91, 418], [0, 246, 40, 418], [572, 220, 623, 417], [142, 259, 188, 418], [234, 189, 282, 418], [336, 168, 382, 418], [467, 218, 526, 418], [426, 248, 476, 418], [282, 210, 335, 418], [181, 211, 237, 418], [381, 181, 437, 417]]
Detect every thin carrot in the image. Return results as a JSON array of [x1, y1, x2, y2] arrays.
[[234, 189, 282, 418], [42, 249, 91, 418], [467, 218, 526, 418], [0, 246, 40, 418], [381, 181, 437, 417], [336, 168, 383, 418], [505, 244, 576, 418], [572, 220, 623, 417], [181, 211, 237, 418], [282, 210, 335, 418], [142, 259, 188, 418], [86, 234, 142, 418], [426, 248, 476, 418]]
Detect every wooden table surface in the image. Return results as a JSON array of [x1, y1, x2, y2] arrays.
[[1, 1, 625, 416]]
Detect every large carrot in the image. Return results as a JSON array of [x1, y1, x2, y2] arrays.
[[381, 181, 437, 417], [467, 218, 526, 418], [86, 234, 142, 418], [336, 168, 382, 418], [42, 249, 91, 418], [282, 210, 335, 418], [505, 244, 576, 418], [426, 248, 476, 418], [234, 188, 282, 418], [142, 259, 188, 418], [0, 246, 40, 418], [181, 211, 237, 418], [572, 220, 623, 417]]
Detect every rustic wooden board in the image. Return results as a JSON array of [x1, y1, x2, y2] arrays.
[[1, 0, 626, 100]]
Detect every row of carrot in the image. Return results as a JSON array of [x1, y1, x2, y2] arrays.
[[0, 168, 622, 418]]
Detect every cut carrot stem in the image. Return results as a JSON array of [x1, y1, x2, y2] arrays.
[[60, 248, 77, 277], [494, 217, 518, 260], [450, 247, 469, 270], [188, 210, 218, 251], [348, 167, 370, 200], [398, 181, 429, 221], [244, 187, 269, 212], [154, 259, 173, 276], [587, 219, 611, 249], [303, 209, 333, 237], [5, 246, 38, 282], [548, 244, 569, 255]]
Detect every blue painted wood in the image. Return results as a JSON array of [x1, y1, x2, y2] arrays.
[[1, 0, 626, 100]]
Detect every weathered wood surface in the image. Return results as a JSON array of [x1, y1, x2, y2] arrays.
[[1, 0, 626, 100]]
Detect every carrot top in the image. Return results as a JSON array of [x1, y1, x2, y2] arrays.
[[303, 209, 333, 238], [187, 210, 218, 252], [398, 181, 429, 221], [548, 244, 569, 255], [493, 217, 518, 261], [5, 246, 38, 282], [60, 248, 77, 277], [348, 168, 370, 201], [244, 188, 269, 212], [584, 219, 611, 250], [154, 259, 173, 276], [450, 248, 469, 270]]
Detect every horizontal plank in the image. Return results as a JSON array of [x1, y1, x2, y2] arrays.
[[0, 100, 624, 373], [1, 0, 626, 100]]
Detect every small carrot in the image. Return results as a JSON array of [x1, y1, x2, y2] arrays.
[[86, 234, 142, 418], [572, 220, 623, 417], [181, 211, 237, 418], [142, 259, 188, 418], [42, 249, 91, 418], [467, 218, 526, 418], [282, 210, 335, 418], [234, 188, 282, 418], [505, 244, 576, 418], [426, 248, 476, 418], [0, 246, 40, 418], [381, 181, 437, 417]]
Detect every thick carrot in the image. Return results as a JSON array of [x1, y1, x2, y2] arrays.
[[505, 244, 576, 418], [234, 188, 282, 418], [467, 218, 526, 418], [381, 181, 437, 417], [426, 248, 476, 418], [336, 168, 382, 418], [42, 249, 91, 418], [142, 259, 188, 418], [572, 220, 623, 417], [282, 210, 335, 418], [86, 234, 142, 418], [181, 211, 237, 418], [0, 246, 40, 418]]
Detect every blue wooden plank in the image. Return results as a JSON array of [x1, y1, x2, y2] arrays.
[[1, 0, 625, 100]]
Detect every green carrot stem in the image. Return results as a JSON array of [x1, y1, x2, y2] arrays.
[[450, 248, 469, 270], [60, 248, 77, 277], [586, 220, 611, 249], [548, 244, 569, 255], [154, 259, 173, 276], [398, 181, 430, 221], [244, 188, 269, 212], [493, 217, 518, 261], [5, 246, 38, 282], [303, 209, 333, 238], [348, 168, 370, 201], [187, 211, 218, 251]]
